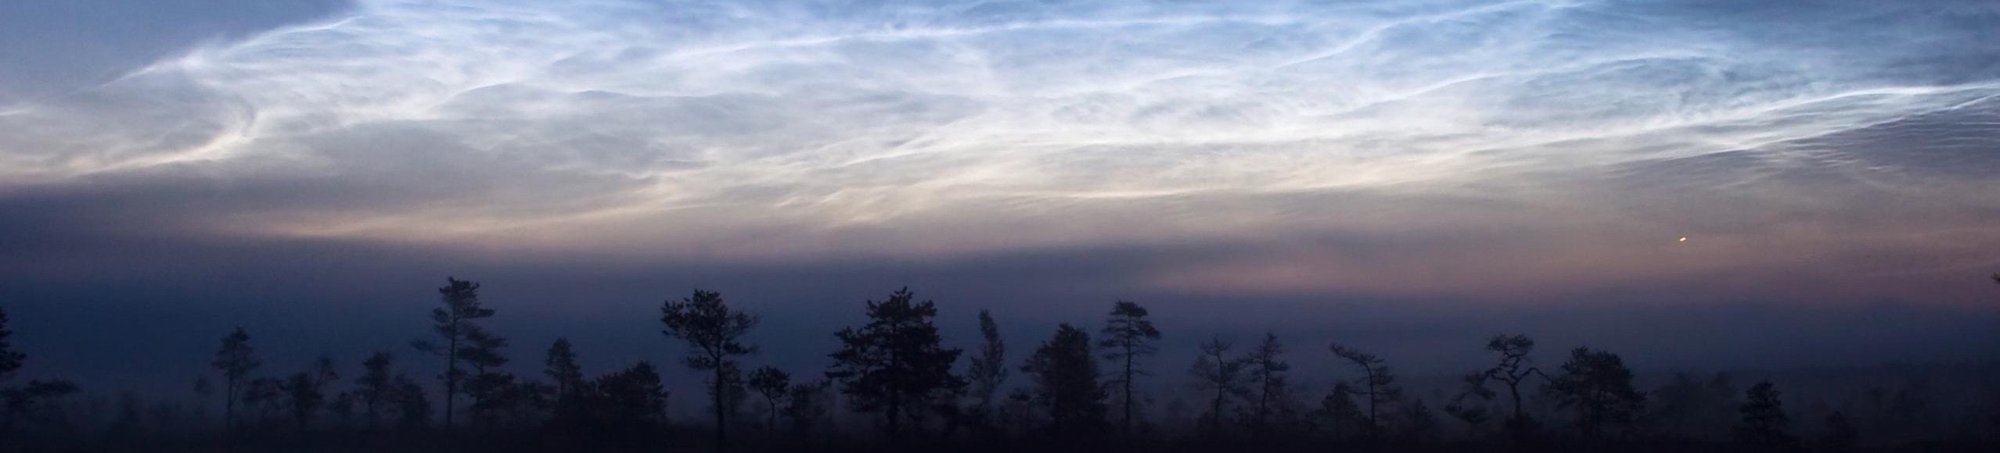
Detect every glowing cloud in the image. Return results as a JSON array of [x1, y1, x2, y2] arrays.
[[2, 0, 1996, 300]]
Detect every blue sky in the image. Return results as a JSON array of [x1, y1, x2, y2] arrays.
[[2, 0, 1997, 398]]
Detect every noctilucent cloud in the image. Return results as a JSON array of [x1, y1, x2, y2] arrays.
[[2, 0, 1997, 394]]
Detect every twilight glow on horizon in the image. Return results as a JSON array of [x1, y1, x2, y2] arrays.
[[2, 0, 1998, 386]]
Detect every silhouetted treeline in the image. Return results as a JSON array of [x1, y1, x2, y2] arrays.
[[2, 277, 1999, 453]]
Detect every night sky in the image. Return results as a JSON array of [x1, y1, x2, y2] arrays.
[[2, 0, 1997, 403]]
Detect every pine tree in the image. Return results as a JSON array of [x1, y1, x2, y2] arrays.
[[545, 339, 585, 397], [1734, 380, 1798, 449], [0, 307, 79, 433], [1316, 382, 1365, 441], [591, 362, 669, 427], [826, 287, 965, 440], [965, 309, 1008, 429], [1330, 342, 1401, 436], [412, 277, 493, 428], [353, 352, 396, 428], [1460, 334, 1545, 437], [457, 326, 513, 427], [281, 355, 339, 433], [1098, 300, 1161, 435], [1544, 347, 1645, 439], [1188, 336, 1247, 434], [0, 307, 22, 383], [1024, 323, 1107, 437], [1245, 333, 1291, 436], [747, 366, 791, 432], [212, 327, 260, 432], [391, 374, 432, 429], [544, 338, 587, 425], [783, 380, 833, 436], [661, 289, 758, 449]]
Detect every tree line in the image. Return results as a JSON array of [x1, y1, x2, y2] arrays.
[[1, 277, 1997, 452]]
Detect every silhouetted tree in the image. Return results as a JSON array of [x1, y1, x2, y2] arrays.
[[589, 362, 668, 428], [0, 308, 79, 433], [1544, 347, 1644, 439], [0, 307, 20, 383], [391, 374, 431, 429], [211, 327, 260, 432], [1403, 398, 1438, 443], [747, 366, 790, 432], [2, 379, 79, 432], [1734, 380, 1798, 450], [783, 380, 833, 437], [278, 355, 339, 433], [719, 363, 748, 429], [1244, 333, 1292, 436], [335, 392, 360, 428], [660, 289, 758, 449], [1024, 323, 1107, 437], [245, 376, 287, 426], [1330, 342, 1400, 436], [352, 352, 396, 429], [826, 287, 965, 440], [456, 326, 515, 428], [966, 309, 1008, 430], [412, 277, 493, 428], [544, 338, 587, 426], [1188, 336, 1247, 433], [1446, 372, 1493, 438], [545, 339, 584, 399], [1098, 300, 1160, 435], [1315, 382, 1365, 441], [1461, 334, 1545, 437]]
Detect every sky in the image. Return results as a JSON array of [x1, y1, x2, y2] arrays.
[[1, 0, 1998, 401]]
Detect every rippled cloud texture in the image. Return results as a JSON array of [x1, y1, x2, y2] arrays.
[[3, 0, 1999, 388]]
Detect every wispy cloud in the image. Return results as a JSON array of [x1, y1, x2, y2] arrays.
[[1, 0, 1996, 301]]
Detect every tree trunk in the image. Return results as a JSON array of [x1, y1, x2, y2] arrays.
[[1122, 344, 1135, 435], [714, 363, 728, 451], [444, 331, 459, 428]]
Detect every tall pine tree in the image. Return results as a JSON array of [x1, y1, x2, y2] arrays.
[[661, 289, 758, 449], [1025, 323, 1107, 438], [211, 327, 260, 432], [1098, 300, 1160, 435], [412, 277, 493, 428], [827, 287, 965, 440]]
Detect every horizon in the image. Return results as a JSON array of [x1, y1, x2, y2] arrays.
[[2, 1, 1999, 444]]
